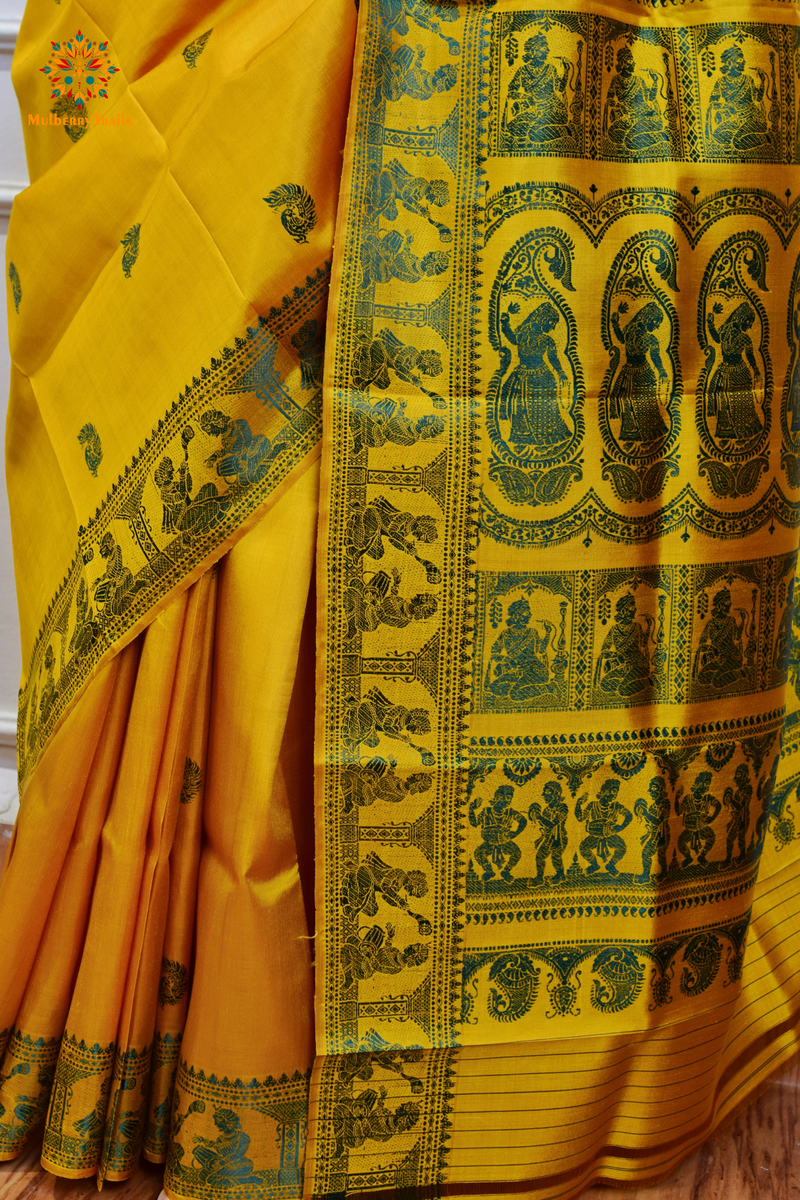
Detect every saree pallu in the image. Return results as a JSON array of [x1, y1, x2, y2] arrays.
[[4, 0, 800, 1197]]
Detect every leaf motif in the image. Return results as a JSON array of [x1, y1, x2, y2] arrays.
[[699, 458, 736, 498], [603, 461, 641, 503], [534, 462, 582, 505], [735, 456, 767, 497], [489, 463, 538, 505], [785, 454, 800, 489], [745, 245, 768, 291], [641, 460, 673, 500], [179, 757, 202, 804]]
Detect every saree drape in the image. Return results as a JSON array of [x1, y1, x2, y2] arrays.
[[4, 0, 800, 1197]]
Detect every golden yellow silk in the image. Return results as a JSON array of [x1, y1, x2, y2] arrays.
[[3, 0, 800, 1198]]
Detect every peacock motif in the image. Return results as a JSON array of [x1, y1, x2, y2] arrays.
[[158, 958, 188, 1007], [77, 423, 103, 476], [8, 263, 20, 314], [179, 757, 202, 805], [263, 183, 317, 244], [590, 946, 645, 1013], [121, 224, 141, 278], [487, 952, 540, 1021], [679, 932, 722, 997], [182, 29, 212, 69]]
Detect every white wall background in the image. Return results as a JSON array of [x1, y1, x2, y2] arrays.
[[1, 0, 29, 824]]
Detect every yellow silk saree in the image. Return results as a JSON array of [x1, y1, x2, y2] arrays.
[[4, 0, 800, 1197]]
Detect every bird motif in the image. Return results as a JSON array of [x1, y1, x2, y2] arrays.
[[183, 29, 212, 69], [8, 263, 21, 314], [120, 224, 140, 278], [263, 183, 317, 244], [77, 423, 103, 476]]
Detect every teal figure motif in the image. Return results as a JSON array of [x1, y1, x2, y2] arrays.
[[692, 588, 751, 690], [486, 228, 584, 509], [341, 851, 431, 936], [263, 184, 317, 244], [594, 593, 655, 700], [576, 778, 632, 876], [377, 0, 460, 56], [676, 771, 722, 867], [372, 42, 457, 105], [705, 45, 774, 156], [789, 291, 800, 434], [773, 576, 794, 680], [291, 318, 324, 391], [73, 1079, 111, 1155], [755, 755, 781, 850], [337, 1040, 424, 1093], [360, 229, 449, 288], [345, 495, 440, 584], [634, 776, 670, 881], [603, 46, 669, 155], [8, 263, 20, 313], [600, 230, 680, 501], [528, 780, 568, 883], [155, 426, 194, 533], [469, 785, 527, 883], [121, 225, 140, 278], [609, 302, 669, 444], [344, 568, 438, 639], [182, 29, 211, 69], [723, 763, 752, 865], [590, 947, 645, 1013], [498, 302, 571, 447], [200, 411, 281, 489], [158, 958, 188, 1007], [706, 303, 763, 442], [93, 533, 147, 617], [697, 231, 770, 498], [339, 759, 432, 814], [484, 597, 561, 702], [487, 953, 540, 1022], [68, 578, 101, 660], [350, 394, 444, 455], [191, 1109, 258, 1186], [38, 647, 58, 728], [342, 688, 434, 766], [332, 1087, 421, 1158], [781, 261, 800, 488], [502, 33, 574, 148], [352, 328, 444, 403], [340, 924, 430, 990], [77, 423, 103, 476], [179, 757, 202, 805], [368, 159, 452, 242]]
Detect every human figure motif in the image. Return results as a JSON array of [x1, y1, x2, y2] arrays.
[[789, 302, 800, 434], [469, 785, 528, 883], [342, 688, 434, 766], [155, 456, 192, 534], [503, 33, 572, 147], [373, 42, 457, 106], [200, 410, 280, 489], [692, 588, 749, 690], [755, 755, 780, 849], [38, 646, 59, 728], [69, 577, 101, 660], [349, 395, 445, 456], [705, 45, 772, 155], [93, 533, 147, 617], [352, 328, 444, 400], [528, 780, 569, 883], [337, 1043, 425, 1094], [343, 569, 438, 640], [773, 578, 795, 677], [346, 495, 440, 584], [723, 763, 752, 865], [676, 771, 722, 867], [609, 301, 670, 444], [340, 759, 433, 813], [576, 778, 632, 876], [191, 1109, 257, 1186], [634, 776, 671, 882], [290, 318, 324, 391], [498, 301, 571, 448], [484, 597, 557, 702], [377, 0, 461, 55], [368, 159, 452, 242], [706, 302, 763, 443], [594, 592, 655, 699], [341, 923, 430, 990], [360, 229, 449, 289], [332, 1086, 421, 1159], [603, 46, 669, 154], [341, 851, 432, 936]]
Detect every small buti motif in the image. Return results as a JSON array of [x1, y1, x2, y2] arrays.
[[183, 29, 211, 69], [77, 424, 102, 476], [120, 224, 140, 278], [158, 958, 188, 1006], [180, 757, 202, 804], [263, 184, 317, 244], [8, 263, 21, 313]]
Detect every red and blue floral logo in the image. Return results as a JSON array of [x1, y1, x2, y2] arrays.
[[40, 31, 118, 109]]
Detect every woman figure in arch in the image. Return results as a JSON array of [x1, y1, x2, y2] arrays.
[[498, 299, 572, 449], [706, 301, 763, 443], [609, 300, 670, 445]]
